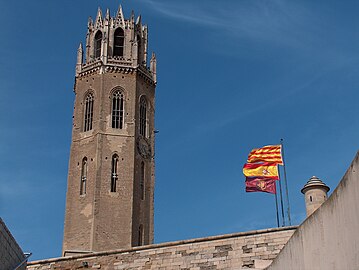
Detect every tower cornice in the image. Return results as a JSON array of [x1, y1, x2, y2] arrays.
[[77, 61, 156, 86]]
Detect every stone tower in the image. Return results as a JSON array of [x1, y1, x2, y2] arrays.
[[301, 176, 330, 217], [62, 6, 157, 256]]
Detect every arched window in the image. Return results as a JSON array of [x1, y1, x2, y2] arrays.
[[80, 157, 88, 195], [84, 93, 94, 132], [111, 154, 119, 192], [140, 162, 145, 200], [137, 35, 141, 62], [139, 96, 147, 137], [113, 28, 124, 57], [138, 224, 143, 246], [94, 31, 102, 59], [112, 90, 124, 129]]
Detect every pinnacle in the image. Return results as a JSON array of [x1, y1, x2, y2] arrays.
[[115, 5, 125, 26], [95, 7, 104, 28], [136, 14, 142, 25]]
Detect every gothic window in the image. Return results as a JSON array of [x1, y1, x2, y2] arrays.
[[139, 96, 147, 137], [84, 93, 94, 132], [112, 90, 124, 129], [140, 162, 145, 200], [94, 31, 102, 59], [113, 28, 124, 57], [111, 154, 119, 192], [138, 224, 143, 246], [80, 157, 88, 195], [137, 35, 141, 62]]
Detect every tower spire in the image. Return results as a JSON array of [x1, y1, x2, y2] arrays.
[[136, 14, 142, 26], [95, 7, 103, 28], [105, 8, 110, 21], [88, 16, 93, 29], [76, 43, 83, 76], [130, 10, 135, 25], [115, 5, 125, 27], [150, 52, 157, 83]]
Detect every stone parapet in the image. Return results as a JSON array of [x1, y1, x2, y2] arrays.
[[266, 152, 359, 270], [0, 218, 26, 270], [28, 226, 296, 270]]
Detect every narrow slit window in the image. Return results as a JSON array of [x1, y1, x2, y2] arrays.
[[138, 224, 143, 246], [80, 157, 88, 195], [137, 35, 141, 63], [113, 28, 124, 57], [139, 97, 147, 137], [140, 162, 145, 200], [94, 31, 102, 59], [112, 90, 124, 129], [111, 154, 119, 192], [84, 93, 94, 132]]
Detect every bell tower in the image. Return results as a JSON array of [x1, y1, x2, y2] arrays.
[[62, 6, 157, 256]]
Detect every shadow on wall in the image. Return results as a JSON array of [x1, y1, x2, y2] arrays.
[[0, 218, 28, 270], [266, 151, 359, 270]]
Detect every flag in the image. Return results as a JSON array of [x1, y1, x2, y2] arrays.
[[245, 177, 277, 194], [247, 145, 283, 165], [243, 162, 279, 179]]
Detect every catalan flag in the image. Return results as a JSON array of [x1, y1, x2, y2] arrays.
[[245, 177, 277, 194], [243, 162, 279, 179], [247, 145, 283, 165]]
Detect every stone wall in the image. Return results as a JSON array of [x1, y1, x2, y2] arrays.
[[28, 226, 296, 270], [266, 151, 359, 270], [0, 218, 26, 270]]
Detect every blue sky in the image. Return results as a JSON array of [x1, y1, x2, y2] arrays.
[[1, 0, 359, 261]]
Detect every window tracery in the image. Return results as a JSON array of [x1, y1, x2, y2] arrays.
[[80, 157, 88, 195], [94, 31, 102, 59], [84, 93, 94, 132], [139, 96, 147, 137], [113, 28, 124, 57], [112, 90, 124, 129], [111, 154, 119, 192]]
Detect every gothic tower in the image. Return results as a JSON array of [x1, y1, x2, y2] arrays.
[[62, 6, 157, 256]]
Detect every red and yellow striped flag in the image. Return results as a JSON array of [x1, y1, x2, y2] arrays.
[[247, 145, 283, 165]]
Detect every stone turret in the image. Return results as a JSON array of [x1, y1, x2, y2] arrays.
[[301, 176, 330, 217]]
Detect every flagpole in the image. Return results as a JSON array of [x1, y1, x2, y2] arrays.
[[274, 183, 280, 227], [277, 168, 286, 227], [281, 138, 292, 225]]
